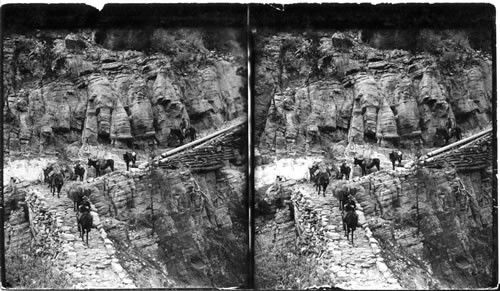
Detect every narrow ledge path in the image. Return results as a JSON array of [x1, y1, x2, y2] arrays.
[[28, 181, 136, 288], [292, 181, 402, 290]]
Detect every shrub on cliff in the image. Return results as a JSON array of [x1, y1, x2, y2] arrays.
[[255, 235, 325, 289], [6, 249, 75, 288]]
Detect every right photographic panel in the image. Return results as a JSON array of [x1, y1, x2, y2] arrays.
[[251, 4, 496, 290]]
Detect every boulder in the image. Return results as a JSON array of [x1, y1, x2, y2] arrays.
[[88, 75, 116, 137], [348, 106, 365, 143], [64, 34, 87, 50], [110, 99, 133, 140], [418, 66, 447, 106], [153, 66, 179, 106], [395, 78, 421, 137], [376, 98, 399, 140], [129, 82, 155, 138]]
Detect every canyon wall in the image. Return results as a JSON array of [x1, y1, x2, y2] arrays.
[[3, 28, 246, 153], [255, 30, 492, 155]]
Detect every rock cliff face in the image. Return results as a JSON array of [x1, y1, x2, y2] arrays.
[[3, 28, 246, 152], [255, 29, 492, 154], [81, 166, 248, 287], [348, 164, 494, 289]]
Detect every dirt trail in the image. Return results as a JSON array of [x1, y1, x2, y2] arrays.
[[293, 180, 402, 289], [29, 181, 136, 288]]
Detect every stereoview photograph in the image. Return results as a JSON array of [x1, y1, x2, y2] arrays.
[[252, 4, 496, 290], [2, 4, 248, 288]]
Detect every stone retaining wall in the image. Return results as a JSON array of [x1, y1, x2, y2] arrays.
[[25, 190, 64, 258]]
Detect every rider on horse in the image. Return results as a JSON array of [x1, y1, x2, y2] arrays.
[[344, 194, 357, 212], [79, 196, 91, 213], [314, 162, 327, 177]]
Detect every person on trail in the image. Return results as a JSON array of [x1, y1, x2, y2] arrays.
[[275, 175, 283, 193], [181, 117, 188, 138], [344, 194, 357, 212], [79, 195, 91, 214], [446, 117, 455, 136]]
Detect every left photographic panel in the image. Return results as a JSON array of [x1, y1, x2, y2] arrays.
[[1, 4, 249, 289]]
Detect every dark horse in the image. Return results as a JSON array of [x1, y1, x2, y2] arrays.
[[436, 127, 462, 145], [340, 162, 351, 180], [343, 207, 358, 245], [171, 127, 197, 145], [316, 171, 331, 197], [68, 185, 92, 212], [78, 208, 93, 246], [123, 151, 137, 171], [335, 185, 356, 211], [389, 151, 403, 170], [50, 172, 64, 198], [74, 164, 85, 181], [335, 186, 348, 210], [43, 165, 54, 186], [353, 157, 380, 176], [309, 164, 319, 183], [87, 158, 114, 177]]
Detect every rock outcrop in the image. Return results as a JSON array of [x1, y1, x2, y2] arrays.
[[3, 28, 246, 152], [77, 165, 247, 287], [349, 164, 494, 289], [256, 30, 492, 155]]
